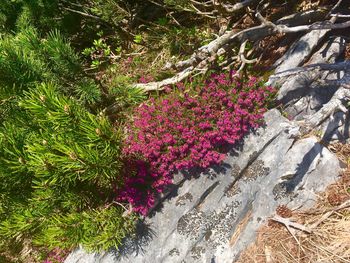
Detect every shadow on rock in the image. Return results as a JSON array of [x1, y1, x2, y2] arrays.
[[274, 141, 324, 199], [110, 221, 156, 260]]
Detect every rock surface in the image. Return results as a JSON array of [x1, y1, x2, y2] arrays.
[[320, 111, 350, 141], [273, 36, 349, 141], [273, 28, 331, 74], [65, 110, 340, 263], [276, 36, 346, 104]]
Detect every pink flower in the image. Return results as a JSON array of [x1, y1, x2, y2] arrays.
[[139, 75, 154, 83], [118, 72, 276, 215]]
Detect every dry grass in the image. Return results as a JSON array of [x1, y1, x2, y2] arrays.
[[237, 142, 350, 263], [346, 43, 350, 61]]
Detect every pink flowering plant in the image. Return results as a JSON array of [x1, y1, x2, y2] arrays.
[[120, 72, 276, 215], [43, 247, 69, 263]]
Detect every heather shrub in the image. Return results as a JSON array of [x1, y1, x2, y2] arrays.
[[121, 72, 276, 214], [43, 247, 69, 263]]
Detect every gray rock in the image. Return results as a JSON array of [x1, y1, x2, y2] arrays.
[[319, 111, 350, 141], [273, 29, 331, 74], [276, 37, 346, 103], [272, 37, 346, 123], [65, 110, 340, 263], [283, 84, 339, 121]]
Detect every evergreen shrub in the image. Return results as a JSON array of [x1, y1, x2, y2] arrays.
[[0, 25, 139, 259], [121, 72, 276, 214]]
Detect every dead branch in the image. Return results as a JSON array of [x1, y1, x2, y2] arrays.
[[305, 86, 350, 128], [309, 199, 350, 229], [135, 23, 270, 91], [134, 24, 274, 91], [271, 215, 312, 234], [276, 9, 328, 26], [134, 8, 350, 91], [63, 7, 104, 21], [232, 40, 258, 74], [255, 11, 350, 34], [188, 3, 217, 18], [190, 0, 212, 7], [264, 246, 273, 263], [134, 67, 194, 91], [170, 10, 331, 71], [331, 14, 350, 18], [327, 0, 344, 18], [151, 0, 257, 18], [271, 215, 311, 246], [215, 0, 259, 13], [173, 14, 252, 71]]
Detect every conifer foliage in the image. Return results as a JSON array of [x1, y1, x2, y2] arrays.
[[0, 5, 140, 260]]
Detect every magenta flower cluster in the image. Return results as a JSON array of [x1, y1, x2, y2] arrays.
[[43, 247, 68, 263], [138, 75, 154, 84], [119, 72, 275, 215]]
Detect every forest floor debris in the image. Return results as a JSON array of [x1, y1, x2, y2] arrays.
[[237, 142, 350, 263]]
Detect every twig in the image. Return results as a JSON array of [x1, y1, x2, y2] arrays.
[[167, 11, 181, 26], [326, 0, 344, 18], [271, 215, 312, 234], [133, 16, 171, 32], [308, 239, 350, 263], [309, 199, 350, 229], [279, 241, 300, 263], [330, 14, 350, 18], [62, 7, 103, 21], [272, 215, 309, 250], [264, 246, 272, 263], [230, 40, 257, 75], [134, 10, 350, 91], [189, 3, 216, 18], [218, 0, 259, 13], [305, 87, 350, 129], [256, 11, 350, 33], [190, 0, 212, 7], [134, 67, 194, 91]]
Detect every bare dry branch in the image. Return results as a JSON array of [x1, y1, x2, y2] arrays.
[[255, 11, 350, 33], [63, 7, 103, 21], [217, 0, 259, 13], [134, 67, 194, 91], [331, 14, 350, 18], [327, 0, 344, 18], [134, 8, 350, 91], [305, 86, 350, 128], [231, 40, 258, 75], [271, 215, 312, 234], [276, 9, 327, 26], [309, 199, 350, 229]]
